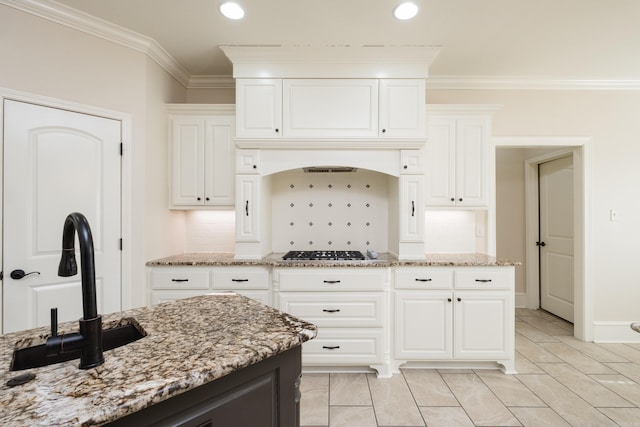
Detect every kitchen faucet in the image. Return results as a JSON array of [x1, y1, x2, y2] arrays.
[[45, 212, 104, 369]]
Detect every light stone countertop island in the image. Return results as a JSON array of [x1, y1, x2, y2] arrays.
[[0, 294, 317, 426]]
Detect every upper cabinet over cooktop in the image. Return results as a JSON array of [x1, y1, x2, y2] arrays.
[[222, 46, 440, 147]]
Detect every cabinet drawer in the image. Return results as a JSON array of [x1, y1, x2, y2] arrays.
[[279, 293, 384, 327], [455, 268, 513, 290], [276, 268, 387, 291], [149, 268, 210, 290], [302, 329, 383, 365], [395, 268, 453, 290], [212, 267, 269, 290]]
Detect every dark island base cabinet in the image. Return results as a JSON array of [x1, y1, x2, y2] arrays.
[[107, 346, 302, 427]]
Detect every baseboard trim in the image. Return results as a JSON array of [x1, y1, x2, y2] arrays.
[[593, 321, 640, 343], [515, 292, 527, 308]]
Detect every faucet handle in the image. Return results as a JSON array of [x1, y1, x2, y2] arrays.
[[50, 307, 58, 337]]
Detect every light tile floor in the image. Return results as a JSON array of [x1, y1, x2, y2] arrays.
[[300, 308, 640, 426]]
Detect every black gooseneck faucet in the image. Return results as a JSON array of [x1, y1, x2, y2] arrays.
[[45, 212, 104, 369]]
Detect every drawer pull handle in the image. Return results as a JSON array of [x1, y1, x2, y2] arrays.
[[322, 346, 340, 350], [232, 279, 249, 282], [415, 278, 432, 282], [323, 280, 341, 284], [322, 309, 341, 313], [171, 279, 189, 282], [475, 279, 493, 283]]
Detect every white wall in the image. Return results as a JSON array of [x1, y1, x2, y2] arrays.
[[0, 4, 187, 310]]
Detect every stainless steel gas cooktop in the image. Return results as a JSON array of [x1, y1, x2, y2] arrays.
[[282, 250, 366, 261]]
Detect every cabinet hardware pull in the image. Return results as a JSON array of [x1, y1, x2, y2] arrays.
[[322, 346, 340, 350], [403, 165, 408, 169], [475, 279, 492, 283], [322, 309, 341, 313], [415, 278, 432, 282], [323, 280, 341, 284], [252, 164, 257, 169], [450, 197, 455, 202], [459, 198, 463, 202], [171, 279, 189, 282], [382, 128, 386, 133], [197, 197, 201, 201], [411, 200, 415, 217], [205, 197, 210, 201], [245, 200, 249, 216], [232, 279, 249, 282], [457, 297, 462, 302], [275, 128, 279, 133], [447, 298, 452, 302]]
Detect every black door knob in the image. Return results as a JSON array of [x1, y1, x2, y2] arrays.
[[536, 241, 546, 247]]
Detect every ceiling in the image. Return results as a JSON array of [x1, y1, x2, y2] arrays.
[[52, 0, 640, 81]]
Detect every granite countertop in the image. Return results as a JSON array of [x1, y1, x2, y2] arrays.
[[0, 294, 317, 426], [146, 252, 519, 267]]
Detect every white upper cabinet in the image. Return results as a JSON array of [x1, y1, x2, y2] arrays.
[[169, 107, 235, 208], [283, 79, 379, 138], [235, 79, 282, 138], [379, 79, 425, 138], [425, 111, 493, 207], [235, 78, 426, 141]]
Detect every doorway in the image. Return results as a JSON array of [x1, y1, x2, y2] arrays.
[[494, 137, 592, 341], [1, 93, 131, 334]]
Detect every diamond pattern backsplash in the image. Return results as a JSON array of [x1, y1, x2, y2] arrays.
[[271, 169, 389, 252]]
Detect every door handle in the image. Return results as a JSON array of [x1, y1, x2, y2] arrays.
[[536, 241, 546, 247], [10, 269, 41, 280]]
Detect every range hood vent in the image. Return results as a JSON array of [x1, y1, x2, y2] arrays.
[[303, 166, 358, 173]]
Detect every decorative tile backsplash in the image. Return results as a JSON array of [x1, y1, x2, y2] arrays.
[[271, 169, 389, 252]]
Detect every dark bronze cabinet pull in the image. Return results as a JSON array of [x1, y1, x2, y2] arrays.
[[245, 200, 249, 216], [171, 278, 189, 282], [322, 346, 340, 350], [232, 279, 249, 282], [411, 200, 415, 216], [475, 279, 492, 283], [415, 278, 432, 282], [322, 309, 341, 313], [323, 280, 341, 284]]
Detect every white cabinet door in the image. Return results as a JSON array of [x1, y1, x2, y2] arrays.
[[236, 175, 260, 241], [204, 116, 235, 205], [379, 79, 425, 138], [236, 79, 282, 138], [283, 79, 378, 138], [399, 175, 424, 242], [394, 291, 453, 359], [453, 291, 510, 359], [455, 118, 488, 207], [425, 116, 489, 207], [171, 115, 205, 206], [170, 113, 235, 207]]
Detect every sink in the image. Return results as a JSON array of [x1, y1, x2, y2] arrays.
[[10, 319, 146, 371]]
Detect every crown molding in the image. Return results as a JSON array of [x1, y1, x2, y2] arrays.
[[1, 0, 191, 87], [188, 75, 236, 89], [427, 76, 640, 90]]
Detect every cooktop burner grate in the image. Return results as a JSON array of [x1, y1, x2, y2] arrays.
[[282, 250, 366, 261]]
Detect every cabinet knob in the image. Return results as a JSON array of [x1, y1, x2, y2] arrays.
[[382, 129, 386, 133], [252, 165, 257, 169], [459, 198, 463, 202], [197, 197, 201, 201], [450, 197, 455, 202], [205, 197, 210, 201], [447, 298, 452, 302], [457, 297, 462, 302], [275, 128, 279, 133], [403, 165, 408, 169]]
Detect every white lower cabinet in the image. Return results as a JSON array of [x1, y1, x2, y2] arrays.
[[148, 266, 272, 307], [394, 266, 515, 373], [275, 268, 391, 377]]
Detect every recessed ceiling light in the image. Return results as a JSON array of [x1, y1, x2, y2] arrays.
[[220, 2, 245, 20], [394, 2, 419, 20]]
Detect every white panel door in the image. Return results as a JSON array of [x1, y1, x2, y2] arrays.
[[425, 117, 456, 206], [539, 156, 574, 322], [170, 116, 205, 206], [456, 118, 488, 207], [454, 292, 509, 359], [379, 79, 425, 138], [3, 100, 121, 333], [235, 79, 282, 138]]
